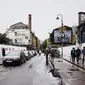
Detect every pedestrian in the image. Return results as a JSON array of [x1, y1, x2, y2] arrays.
[[37, 49, 39, 55], [44, 50, 46, 56], [45, 47, 49, 65], [82, 47, 85, 64], [39, 50, 41, 56], [76, 47, 81, 64], [2, 48, 6, 57], [71, 47, 76, 63], [50, 48, 55, 68]]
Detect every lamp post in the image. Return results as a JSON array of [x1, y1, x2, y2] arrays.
[[56, 14, 63, 59]]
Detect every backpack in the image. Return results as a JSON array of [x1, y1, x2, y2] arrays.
[[76, 49, 81, 56], [71, 49, 76, 57]]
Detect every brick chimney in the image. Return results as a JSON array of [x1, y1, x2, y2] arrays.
[[28, 14, 32, 31]]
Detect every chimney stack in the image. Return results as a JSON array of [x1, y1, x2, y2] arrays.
[[28, 14, 32, 31]]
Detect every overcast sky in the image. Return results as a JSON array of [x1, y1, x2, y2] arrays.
[[0, 0, 85, 41]]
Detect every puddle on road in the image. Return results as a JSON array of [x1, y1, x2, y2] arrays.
[[69, 68, 79, 71], [67, 72, 72, 74], [67, 72, 73, 76], [57, 61, 63, 62], [50, 69, 62, 79], [55, 69, 60, 71]]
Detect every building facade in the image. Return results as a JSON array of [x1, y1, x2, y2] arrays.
[[77, 12, 85, 44], [30, 32, 40, 49], [6, 14, 41, 49], [6, 22, 31, 46]]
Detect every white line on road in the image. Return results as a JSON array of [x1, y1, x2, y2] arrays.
[[0, 72, 8, 81], [68, 79, 71, 83], [0, 76, 5, 80]]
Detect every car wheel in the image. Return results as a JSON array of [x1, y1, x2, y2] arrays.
[[3, 61, 7, 66], [24, 58, 26, 63], [19, 59, 23, 65], [27, 56, 29, 60]]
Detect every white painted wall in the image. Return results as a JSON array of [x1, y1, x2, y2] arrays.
[[59, 43, 85, 58]]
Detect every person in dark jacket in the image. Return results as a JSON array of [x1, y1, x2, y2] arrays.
[[76, 47, 81, 64], [82, 47, 85, 64], [45, 48, 49, 65], [50, 49, 55, 58], [2, 48, 6, 57], [71, 47, 76, 63]]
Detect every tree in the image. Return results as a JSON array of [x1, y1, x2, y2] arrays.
[[41, 39, 47, 49], [0, 33, 11, 44]]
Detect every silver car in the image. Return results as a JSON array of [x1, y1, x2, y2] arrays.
[[3, 50, 26, 66]]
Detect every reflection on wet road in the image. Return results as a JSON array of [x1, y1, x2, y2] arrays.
[[0, 54, 85, 85], [0, 54, 59, 85]]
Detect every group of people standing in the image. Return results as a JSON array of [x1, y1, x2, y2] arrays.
[[45, 47, 60, 65], [71, 46, 85, 64]]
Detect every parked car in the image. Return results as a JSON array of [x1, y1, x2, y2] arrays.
[[29, 51, 34, 57], [31, 50, 37, 56], [24, 50, 30, 60], [3, 50, 26, 66]]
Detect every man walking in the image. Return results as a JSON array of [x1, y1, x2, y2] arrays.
[[45, 47, 49, 65], [2, 48, 6, 57], [76, 47, 81, 64], [82, 47, 85, 64], [71, 47, 76, 63]]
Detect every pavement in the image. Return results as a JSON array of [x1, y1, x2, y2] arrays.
[[49, 57, 85, 85], [63, 54, 85, 70], [48, 52, 85, 71]]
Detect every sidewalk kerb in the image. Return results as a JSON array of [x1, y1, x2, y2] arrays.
[[63, 58, 85, 70]]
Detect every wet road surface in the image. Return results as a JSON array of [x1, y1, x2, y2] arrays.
[[0, 54, 85, 85]]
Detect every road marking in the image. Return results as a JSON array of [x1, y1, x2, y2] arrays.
[[0, 72, 8, 81], [68, 79, 71, 83], [0, 77, 5, 80]]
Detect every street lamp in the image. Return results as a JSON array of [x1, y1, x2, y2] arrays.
[[56, 14, 64, 59]]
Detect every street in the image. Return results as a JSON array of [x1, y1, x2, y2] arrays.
[[0, 54, 85, 85]]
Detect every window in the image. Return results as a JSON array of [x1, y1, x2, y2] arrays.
[[25, 36, 28, 39], [15, 32, 17, 36], [5, 48, 8, 51], [9, 48, 11, 51], [15, 39, 17, 43]]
